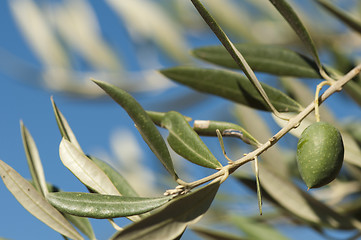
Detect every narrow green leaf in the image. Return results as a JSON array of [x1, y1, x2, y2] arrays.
[[259, 164, 354, 229], [192, 44, 320, 78], [34, 181, 96, 240], [192, 226, 247, 240], [20, 121, 48, 196], [191, 0, 285, 117], [160, 66, 303, 112], [88, 156, 139, 197], [317, 0, 361, 34], [59, 138, 120, 196], [0, 160, 83, 240], [92, 79, 177, 180], [63, 213, 96, 240], [231, 215, 290, 240], [193, 120, 260, 147], [268, 0, 321, 68], [111, 180, 221, 240], [161, 111, 222, 169], [147, 111, 192, 127], [47, 192, 171, 219], [51, 97, 82, 151]]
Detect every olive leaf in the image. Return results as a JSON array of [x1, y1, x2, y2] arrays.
[[59, 138, 120, 196], [161, 111, 222, 169], [231, 215, 290, 240], [193, 120, 260, 147], [192, 44, 320, 78], [259, 164, 354, 229], [47, 192, 171, 219], [0, 160, 83, 240], [191, 226, 246, 240], [111, 180, 221, 240], [268, 0, 321, 68], [190, 0, 286, 118], [20, 121, 48, 196], [51, 97, 82, 151], [92, 79, 177, 180], [37, 181, 96, 240], [88, 156, 139, 197], [160, 66, 303, 113], [316, 0, 361, 34]]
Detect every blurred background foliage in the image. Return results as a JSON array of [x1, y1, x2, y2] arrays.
[[2, 0, 361, 239]]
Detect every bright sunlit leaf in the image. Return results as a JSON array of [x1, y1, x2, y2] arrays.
[[0, 160, 83, 240], [59, 138, 120, 196]]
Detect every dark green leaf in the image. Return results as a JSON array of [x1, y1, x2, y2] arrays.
[[0, 160, 83, 240], [161, 111, 222, 169], [192, 44, 320, 78], [192, 226, 247, 240], [160, 66, 302, 112], [193, 120, 260, 147], [269, 0, 321, 68], [231, 216, 290, 240], [147, 111, 192, 127], [51, 97, 82, 151], [92, 80, 177, 179], [88, 156, 139, 197], [20, 121, 48, 196], [317, 0, 361, 34], [111, 180, 221, 240], [47, 192, 171, 219]]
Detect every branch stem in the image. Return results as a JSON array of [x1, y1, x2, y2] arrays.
[[178, 64, 361, 191]]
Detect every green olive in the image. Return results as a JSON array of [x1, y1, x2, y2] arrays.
[[296, 122, 344, 189]]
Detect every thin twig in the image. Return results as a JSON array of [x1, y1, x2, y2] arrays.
[[175, 64, 361, 191]]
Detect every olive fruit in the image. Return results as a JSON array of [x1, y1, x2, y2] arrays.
[[296, 122, 344, 189]]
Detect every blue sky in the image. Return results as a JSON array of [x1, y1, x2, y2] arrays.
[[1, 1, 361, 240]]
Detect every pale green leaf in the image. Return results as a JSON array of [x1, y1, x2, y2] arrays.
[[269, 0, 321, 68], [47, 192, 171, 219], [111, 180, 220, 240], [0, 160, 83, 240], [20, 121, 48, 196], [160, 66, 303, 112], [161, 111, 222, 169], [192, 44, 320, 78], [231, 216, 290, 240], [88, 156, 139, 197], [92, 79, 177, 179], [59, 138, 120, 196], [51, 96, 82, 152], [316, 0, 361, 34]]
